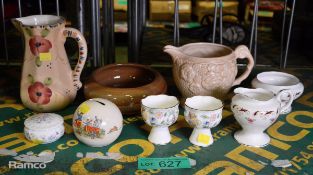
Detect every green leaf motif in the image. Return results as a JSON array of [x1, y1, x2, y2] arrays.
[[35, 57, 42, 67], [41, 28, 50, 38], [201, 115, 209, 119], [25, 28, 33, 37], [44, 77, 52, 86], [27, 74, 34, 84]]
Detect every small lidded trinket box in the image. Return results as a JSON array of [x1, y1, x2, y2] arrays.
[[24, 113, 64, 144]]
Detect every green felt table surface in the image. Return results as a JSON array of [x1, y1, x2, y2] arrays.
[[0, 68, 313, 175]]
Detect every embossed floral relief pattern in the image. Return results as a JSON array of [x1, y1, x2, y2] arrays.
[[176, 60, 237, 97]]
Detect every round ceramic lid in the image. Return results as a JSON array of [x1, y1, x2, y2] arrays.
[[24, 113, 64, 130]]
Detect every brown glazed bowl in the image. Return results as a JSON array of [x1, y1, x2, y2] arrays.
[[84, 64, 167, 115]]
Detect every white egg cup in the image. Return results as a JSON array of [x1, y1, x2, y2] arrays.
[[141, 95, 179, 145], [184, 96, 223, 147], [252, 71, 304, 114]]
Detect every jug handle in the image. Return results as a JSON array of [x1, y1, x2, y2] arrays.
[[277, 90, 294, 113], [232, 45, 255, 86], [62, 28, 88, 90]]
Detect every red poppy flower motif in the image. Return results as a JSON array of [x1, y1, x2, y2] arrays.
[[29, 36, 52, 56], [28, 82, 52, 105]]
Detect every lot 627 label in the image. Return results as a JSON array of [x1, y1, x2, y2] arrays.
[[138, 157, 191, 170]]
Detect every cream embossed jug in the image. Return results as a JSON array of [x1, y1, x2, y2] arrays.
[[164, 43, 254, 99], [12, 15, 87, 112]]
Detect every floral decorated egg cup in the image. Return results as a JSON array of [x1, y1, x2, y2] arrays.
[[141, 95, 179, 145], [184, 96, 223, 147]]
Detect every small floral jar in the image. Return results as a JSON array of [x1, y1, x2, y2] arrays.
[[24, 113, 64, 144]]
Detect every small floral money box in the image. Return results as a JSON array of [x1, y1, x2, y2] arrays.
[[73, 98, 123, 147]]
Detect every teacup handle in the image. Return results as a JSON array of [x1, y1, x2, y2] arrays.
[[277, 90, 294, 113], [232, 45, 255, 86], [62, 28, 88, 90]]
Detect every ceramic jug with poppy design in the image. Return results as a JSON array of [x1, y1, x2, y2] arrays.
[[12, 15, 87, 112]]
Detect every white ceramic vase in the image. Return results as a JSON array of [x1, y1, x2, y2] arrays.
[[184, 96, 223, 147], [141, 95, 179, 145], [231, 88, 293, 147]]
